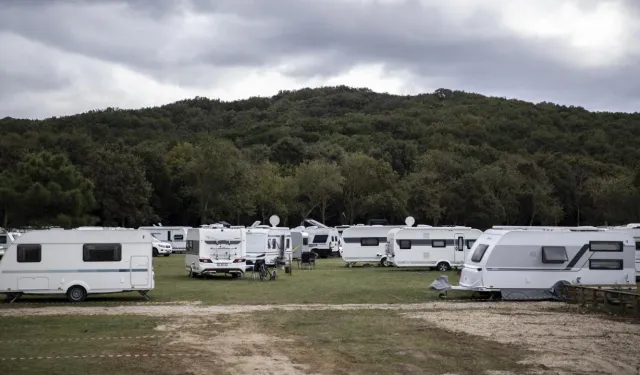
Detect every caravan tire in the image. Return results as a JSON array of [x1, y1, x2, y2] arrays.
[[152, 248, 159, 257], [380, 258, 389, 267], [67, 286, 87, 303], [436, 262, 450, 272]]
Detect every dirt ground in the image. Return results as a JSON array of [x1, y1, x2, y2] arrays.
[[2, 301, 638, 375]]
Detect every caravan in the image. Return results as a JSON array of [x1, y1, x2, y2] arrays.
[[341, 224, 404, 266], [604, 224, 640, 280], [138, 226, 190, 253], [79, 226, 172, 257], [302, 219, 340, 258], [0, 228, 154, 302], [432, 226, 636, 300], [0, 229, 21, 259], [291, 228, 309, 259], [386, 218, 482, 271], [185, 225, 247, 278]]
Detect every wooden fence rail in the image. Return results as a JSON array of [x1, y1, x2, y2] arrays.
[[562, 285, 640, 317]]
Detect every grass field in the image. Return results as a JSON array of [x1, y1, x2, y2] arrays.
[[3, 255, 466, 305], [1, 255, 640, 375]]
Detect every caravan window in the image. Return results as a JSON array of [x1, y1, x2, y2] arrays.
[[173, 234, 184, 241], [635, 242, 640, 250], [466, 239, 475, 249], [272, 238, 277, 249], [83, 244, 122, 262], [470, 244, 489, 263], [541, 246, 568, 264], [286, 238, 291, 249], [361, 238, 379, 246], [302, 237, 308, 245], [431, 240, 446, 248], [589, 241, 623, 252], [589, 259, 623, 270], [17, 244, 41, 263], [313, 235, 328, 244], [0, 235, 6, 244], [186, 240, 199, 254], [399, 240, 411, 249]]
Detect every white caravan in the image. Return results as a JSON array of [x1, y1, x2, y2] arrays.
[[302, 219, 340, 258], [245, 227, 272, 268], [432, 226, 636, 300], [291, 228, 309, 259], [185, 225, 247, 278], [341, 224, 405, 266], [78, 226, 172, 257], [0, 229, 21, 259], [138, 226, 191, 253], [605, 224, 640, 280], [0, 228, 154, 302], [386, 218, 482, 271], [249, 216, 292, 265]]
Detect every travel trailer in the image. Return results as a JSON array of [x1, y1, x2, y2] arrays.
[[291, 228, 309, 259], [0, 228, 154, 302], [604, 224, 640, 280], [430, 226, 637, 300], [385, 218, 483, 271], [185, 225, 247, 278], [78, 226, 172, 257], [245, 227, 272, 268], [138, 226, 191, 253], [0, 228, 21, 259], [341, 224, 405, 266], [302, 219, 340, 258]]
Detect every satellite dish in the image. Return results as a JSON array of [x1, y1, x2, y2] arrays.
[[269, 215, 280, 227], [405, 216, 415, 227]]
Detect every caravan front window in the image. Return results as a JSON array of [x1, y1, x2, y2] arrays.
[[541, 246, 568, 264], [17, 244, 41, 263], [83, 244, 122, 262], [470, 244, 489, 263], [0, 235, 6, 244]]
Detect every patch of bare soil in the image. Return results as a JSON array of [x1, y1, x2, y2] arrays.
[[158, 317, 317, 375], [405, 306, 640, 375], [0, 301, 563, 317]]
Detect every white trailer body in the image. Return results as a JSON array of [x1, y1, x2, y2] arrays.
[[0, 229, 154, 302], [0, 229, 21, 259], [291, 230, 309, 259], [185, 227, 246, 277], [449, 227, 636, 300], [138, 226, 190, 253], [387, 226, 482, 271], [605, 225, 640, 280], [341, 225, 404, 265], [245, 228, 272, 267], [305, 227, 340, 258], [267, 227, 293, 265]]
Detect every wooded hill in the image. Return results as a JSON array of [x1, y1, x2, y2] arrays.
[[1, 86, 639, 229]]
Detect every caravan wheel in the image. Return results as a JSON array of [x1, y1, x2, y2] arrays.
[[67, 286, 87, 303], [380, 258, 389, 267], [436, 262, 450, 272]]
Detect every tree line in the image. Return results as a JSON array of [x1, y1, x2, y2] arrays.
[[1, 86, 639, 229]]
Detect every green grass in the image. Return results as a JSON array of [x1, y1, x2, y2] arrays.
[[4, 255, 464, 305], [0, 316, 181, 375], [4, 254, 639, 306], [252, 309, 536, 375]]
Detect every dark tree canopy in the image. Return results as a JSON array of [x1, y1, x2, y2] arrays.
[[1, 85, 640, 229]]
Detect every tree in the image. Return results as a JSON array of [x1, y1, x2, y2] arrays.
[[294, 160, 344, 223], [85, 145, 155, 227], [253, 162, 290, 223], [0, 151, 96, 227]]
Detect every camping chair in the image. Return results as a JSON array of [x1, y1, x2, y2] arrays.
[[298, 251, 317, 270]]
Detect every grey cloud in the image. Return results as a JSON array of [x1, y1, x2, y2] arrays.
[[0, 0, 639, 117]]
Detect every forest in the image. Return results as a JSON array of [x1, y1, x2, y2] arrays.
[[1, 86, 639, 229]]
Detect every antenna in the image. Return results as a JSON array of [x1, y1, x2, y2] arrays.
[[269, 215, 280, 227], [405, 216, 415, 227]]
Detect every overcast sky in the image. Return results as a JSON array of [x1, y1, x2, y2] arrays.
[[1, 0, 639, 119]]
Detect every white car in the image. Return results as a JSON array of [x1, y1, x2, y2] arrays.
[[151, 235, 172, 257]]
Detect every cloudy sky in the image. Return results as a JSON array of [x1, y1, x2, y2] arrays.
[[1, 0, 638, 119]]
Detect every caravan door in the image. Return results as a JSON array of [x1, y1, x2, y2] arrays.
[[454, 233, 465, 266], [130, 256, 150, 287]]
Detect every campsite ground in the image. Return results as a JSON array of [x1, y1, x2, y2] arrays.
[[0, 256, 639, 375]]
